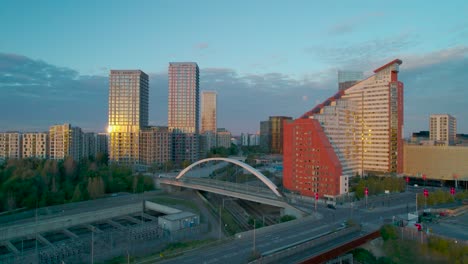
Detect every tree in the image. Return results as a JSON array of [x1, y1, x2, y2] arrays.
[[87, 176, 105, 199], [63, 156, 77, 180], [163, 160, 174, 172], [380, 224, 398, 241], [71, 185, 83, 202], [182, 160, 191, 169]]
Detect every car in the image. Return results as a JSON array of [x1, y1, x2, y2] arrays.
[[327, 204, 336, 210]]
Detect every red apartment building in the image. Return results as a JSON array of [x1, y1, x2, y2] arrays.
[[283, 59, 404, 198]]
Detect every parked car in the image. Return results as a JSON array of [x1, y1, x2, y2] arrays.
[[327, 204, 336, 210]]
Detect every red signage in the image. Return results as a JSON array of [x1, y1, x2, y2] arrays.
[[423, 189, 429, 197], [315, 193, 319, 200], [450, 187, 455, 195], [365, 187, 369, 196]]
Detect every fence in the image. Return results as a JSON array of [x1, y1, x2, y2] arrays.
[[0, 222, 208, 264]]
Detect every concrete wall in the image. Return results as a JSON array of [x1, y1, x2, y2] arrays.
[[144, 201, 181, 215], [404, 144, 468, 180], [0, 203, 142, 241]]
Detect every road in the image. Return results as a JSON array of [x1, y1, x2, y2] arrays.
[[0, 191, 162, 227], [151, 197, 419, 264]]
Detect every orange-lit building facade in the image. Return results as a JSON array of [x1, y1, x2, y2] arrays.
[[283, 59, 404, 198]]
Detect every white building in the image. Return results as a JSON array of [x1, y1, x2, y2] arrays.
[[22, 133, 48, 159], [430, 114, 456, 146], [49, 124, 83, 161], [216, 128, 231, 148], [0, 132, 22, 160]]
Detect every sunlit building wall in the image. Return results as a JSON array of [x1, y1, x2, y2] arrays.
[[284, 59, 404, 197], [49, 123, 82, 161], [168, 62, 200, 163], [430, 114, 456, 146], [201, 91, 217, 133], [338, 71, 363, 91], [108, 70, 148, 165], [269, 116, 292, 154]]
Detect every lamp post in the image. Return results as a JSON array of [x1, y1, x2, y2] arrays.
[[365, 187, 369, 209], [423, 189, 429, 208], [219, 204, 222, 240], [315, 193, 318, 212]]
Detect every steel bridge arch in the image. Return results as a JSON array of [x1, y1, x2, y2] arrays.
[[175, 157, 283, 197]]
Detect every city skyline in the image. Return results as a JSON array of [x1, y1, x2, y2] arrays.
[[1, 1, 467, 135]]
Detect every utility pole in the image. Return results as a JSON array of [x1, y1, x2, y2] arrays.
[[253, 219, 256, 253], [415, 193, 418, 215]]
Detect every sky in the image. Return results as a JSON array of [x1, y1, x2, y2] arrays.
[[0, 0, 467, 136]]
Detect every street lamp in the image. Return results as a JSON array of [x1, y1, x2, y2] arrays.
[[253, 219, 256, 253], [423, 189, 429, 208], [315, 193, 319, 212]]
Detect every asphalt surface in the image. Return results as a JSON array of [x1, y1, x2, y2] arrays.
[[0, 191, 162, 227], [156, 195, 422, 264], [427, 212, 468, 241]]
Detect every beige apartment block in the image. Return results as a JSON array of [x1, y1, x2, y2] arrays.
[[404, 144, 468, 180], [430, 114, 456, 146], [0, 132, 22, 159], [22, 133, 48, 159], [49, 124, 82, 161]]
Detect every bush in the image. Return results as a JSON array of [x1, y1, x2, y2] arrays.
[[351, 248, 377, 264], [380, 224, 398, 241], [280, 215, 296, 223]]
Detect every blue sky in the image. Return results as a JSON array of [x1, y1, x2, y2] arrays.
[[1, 0, 467, 135]]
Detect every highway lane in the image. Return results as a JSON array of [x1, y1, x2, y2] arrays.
[[0, 191, 163, 227], [157, 196, 422, 264], [159, 217, 344, 264]]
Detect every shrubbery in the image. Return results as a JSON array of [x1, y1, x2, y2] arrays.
[[0, 156, 154, 212]]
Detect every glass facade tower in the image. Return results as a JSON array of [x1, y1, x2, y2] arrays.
[[168, 62, 200, 162], [201, 91, 217, 133], [108, 70, 149, 164]]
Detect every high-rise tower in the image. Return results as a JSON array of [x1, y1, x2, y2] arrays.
[[108, 70, 149, 164], [284, 59, 404, 198], [168, 62, 200, 163], [201, 91, 217, 133]]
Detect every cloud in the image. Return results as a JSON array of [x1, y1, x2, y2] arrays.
[[402, 46, 468, 70], [0, 53, 108, 131], [194, 42, 209, 50], [1, 49, 467, 136], [327, 12, 384, 35], [309, 32, 416, 69]]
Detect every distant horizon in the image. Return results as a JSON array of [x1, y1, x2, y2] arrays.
[[1, 1, 467, 135]]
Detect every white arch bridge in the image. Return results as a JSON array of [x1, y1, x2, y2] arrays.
[[157, 158, 306, 218]]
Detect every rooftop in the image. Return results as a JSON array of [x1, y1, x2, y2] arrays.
[[160, 211, 197, 221]]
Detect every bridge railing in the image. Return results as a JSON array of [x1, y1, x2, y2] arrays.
[[183, 177, 280, 199], [161, 177, 282, 200]]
